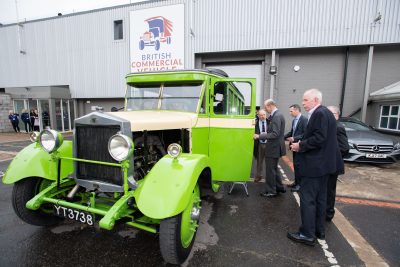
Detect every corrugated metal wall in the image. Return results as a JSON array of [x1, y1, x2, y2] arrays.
[[193, 0, 400, 52], [0, 0, 399, 99]]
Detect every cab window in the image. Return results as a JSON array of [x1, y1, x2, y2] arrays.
[[212, 81, 251, 115]]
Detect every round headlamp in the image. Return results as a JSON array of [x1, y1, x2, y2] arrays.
[[108, 133, 134, 161], [39, 129, 63, 153], [167, 143, 182, 159]]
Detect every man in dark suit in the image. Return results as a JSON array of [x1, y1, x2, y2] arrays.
[[254, 99, 286, 197], [284, 104, 308, 192], [253, 109, 268, 182], [326, 106, 349, 221], [287, 89, 343, 246]]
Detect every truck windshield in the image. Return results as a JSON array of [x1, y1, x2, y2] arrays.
[[126, 82, 203, 112]]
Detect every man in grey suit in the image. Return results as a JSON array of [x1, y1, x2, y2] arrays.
[[254, 99, 286, 198]]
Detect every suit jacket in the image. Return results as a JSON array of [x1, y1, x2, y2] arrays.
[[334, 121, 349, 175], [284, 115, 308, 142], [337, 121, 350, 156], [297, 105, 343, 177], [259, 109, 286, 158], [253, 118, 259, 158]]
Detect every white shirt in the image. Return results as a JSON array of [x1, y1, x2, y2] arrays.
[[259, 119, 267, 144]]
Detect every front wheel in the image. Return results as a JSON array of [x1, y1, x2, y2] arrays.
[[12, 177, 62, 226], [159, 184, 201, 264]]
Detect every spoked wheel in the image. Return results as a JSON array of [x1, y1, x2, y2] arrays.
[[159, 184, 201, 265], [12, 177, 62, 226]]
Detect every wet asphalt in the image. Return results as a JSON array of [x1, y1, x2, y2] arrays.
[[0, 140, 398, 266]]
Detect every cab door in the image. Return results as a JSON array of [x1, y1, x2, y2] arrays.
[[208, 78, 256, 182]]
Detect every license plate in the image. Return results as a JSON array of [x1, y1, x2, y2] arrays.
[[54, 205, 94, 226], [365, 153, 387, 159]]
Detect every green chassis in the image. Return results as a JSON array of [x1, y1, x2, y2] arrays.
[[25, 156, 160, 233], [23, 152, 210, 234]]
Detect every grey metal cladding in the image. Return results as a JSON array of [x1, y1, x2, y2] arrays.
[[193, 0, 400, 52]]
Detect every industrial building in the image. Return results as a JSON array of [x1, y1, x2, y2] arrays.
[[0, 0, 399, 133]]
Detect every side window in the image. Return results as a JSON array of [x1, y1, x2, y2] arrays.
[[213, 81, 252, 116], [213, 82, 227, 114]]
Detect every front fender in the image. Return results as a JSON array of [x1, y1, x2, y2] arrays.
[[134, 153, 209, 220], [2, 141, 74, 184]]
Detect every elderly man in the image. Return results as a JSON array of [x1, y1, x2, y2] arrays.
[[253, 109, 268, 182], [287, 89, 342, 245], [326, 106, 349, 221], [254, 99, 286, 197]]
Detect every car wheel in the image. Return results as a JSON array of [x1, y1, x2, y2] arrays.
[[139, 40, 145, 50], [12, 177, 62, 226], [159, 184, 201, 264], [155, 40, 160, 51]]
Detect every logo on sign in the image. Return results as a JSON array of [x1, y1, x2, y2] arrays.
[[139, 16, 173, 51]]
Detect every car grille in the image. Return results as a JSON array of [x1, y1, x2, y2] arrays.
[[75, 125, 123, 185], [356, 144, 393, 153]]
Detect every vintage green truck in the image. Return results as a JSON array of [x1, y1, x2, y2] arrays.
[[3, 69, 255, 264]]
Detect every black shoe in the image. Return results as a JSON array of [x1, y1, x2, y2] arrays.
[[276, 188, 286, 193], [316, 232, 325, 240], [291, 185, 300, 192], [325, 215, 334, 222], [287, 232, 316, 246], [260, 192, 277, 198]]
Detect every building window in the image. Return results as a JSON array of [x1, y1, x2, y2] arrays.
[[114, 20, 123, 40], [379, 105, 400, 132]]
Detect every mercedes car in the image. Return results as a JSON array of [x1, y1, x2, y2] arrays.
[[339, 117, 400, 164]]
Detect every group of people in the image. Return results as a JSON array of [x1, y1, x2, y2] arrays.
[[253, 88, 349, 246], [8, 109, 40, 133]]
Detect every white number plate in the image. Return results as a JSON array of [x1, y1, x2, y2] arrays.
[[365, 153, 387, 159], [53, 205, 94, 226]]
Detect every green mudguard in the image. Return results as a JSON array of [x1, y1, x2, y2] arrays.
[[2, 141, 74, 184], [134, 154, 209, 219]]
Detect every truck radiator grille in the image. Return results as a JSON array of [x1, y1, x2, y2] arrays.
[[75, 125, 123, 185]]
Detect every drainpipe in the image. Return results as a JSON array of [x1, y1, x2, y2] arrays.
[[361, 45, 374, 122], [339, 47, 349, 116], [269, 50, 276, 99]]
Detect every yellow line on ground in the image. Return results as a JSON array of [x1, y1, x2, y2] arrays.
[[336, 196, 400, 209]]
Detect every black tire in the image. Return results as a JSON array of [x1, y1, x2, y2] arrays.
[[12, 177, 62, 226], [159, 215, 193, 265], [159, 184, 200, 265]]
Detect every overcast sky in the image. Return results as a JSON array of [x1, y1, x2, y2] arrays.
[[0, 0, 145, 24]]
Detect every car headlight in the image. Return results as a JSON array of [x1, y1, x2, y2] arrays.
[[108, 133, 134, 161], [39, 129, 63, 153], [394, 142, 400, 150], [167, 143, 182, 159]]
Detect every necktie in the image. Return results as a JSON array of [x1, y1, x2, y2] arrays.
[[262, 121, 266, 133], [292, 118, 298, 135]]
